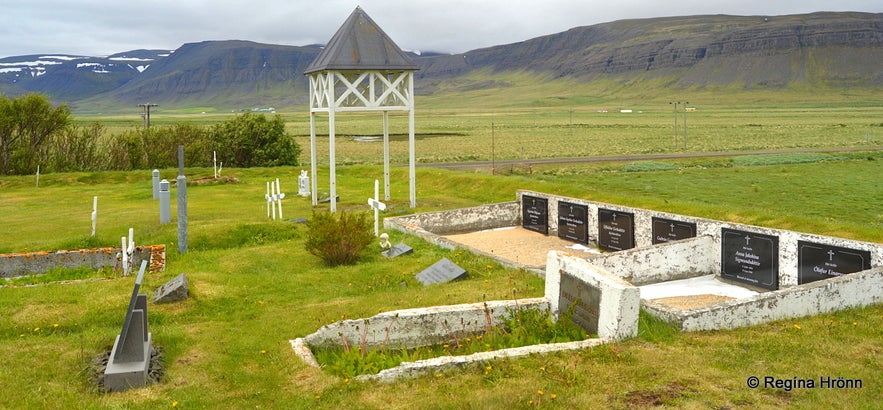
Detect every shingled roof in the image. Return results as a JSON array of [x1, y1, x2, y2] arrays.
[[304, 6, 419, 74]]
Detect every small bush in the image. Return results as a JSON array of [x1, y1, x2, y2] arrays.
[[304, 210, 374, 266]]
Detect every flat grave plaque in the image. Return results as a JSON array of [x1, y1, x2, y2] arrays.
[[597, 208, 635, 251], [721, 228, 779, 290], [382, 242, 414, 259], [651, 217, 697, 244], [416, 258, 467, 286], [558, 271, 601, 334], [797, 241, 871, 284], [558, 201, 589, 244], [153, 273, 189, 303], [521, 195, 549, 235]]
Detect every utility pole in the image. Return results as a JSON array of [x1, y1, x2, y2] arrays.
[[683, 101, 689, 150], [138, 103, 158, 128], [669, 101, 679, 148]]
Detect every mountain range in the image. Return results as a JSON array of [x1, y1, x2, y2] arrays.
[[0, 11, 880, 113]]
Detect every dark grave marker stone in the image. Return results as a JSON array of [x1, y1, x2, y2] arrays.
[[597, 208, 635, 251], [521, 195, 548, 235], [153, 273, 189, 303], [382, 242, 414, 259], [557, 201, 589, 244], [797, 241, 871, 284], [721, 228, 779, 290], [558, 272, 601, 334], [104, 261, 152, 392], [651, 217, 697, 244], [416, 258, 467, 286]]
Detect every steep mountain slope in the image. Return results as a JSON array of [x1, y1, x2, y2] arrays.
[[102, 40, 321, 108], [416, 12, 883, 91], [0, 50, 169, 101]]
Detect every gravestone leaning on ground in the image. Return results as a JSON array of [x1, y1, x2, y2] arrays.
[[104, 261, 152, 392]]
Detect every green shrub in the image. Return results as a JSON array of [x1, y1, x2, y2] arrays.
[[304, 210, 374, 266]]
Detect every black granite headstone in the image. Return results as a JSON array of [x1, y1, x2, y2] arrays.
[[558, 201, 589, 244], [521, 195, 549, 235], [558, 272, 601, 334], [597, 208, 635, 251], [651, 217, 697, 244], [721, 228, 779, 290], [382, 242, 414, 259], [797, 241, 871, 284], [416, 258, 467, 286]]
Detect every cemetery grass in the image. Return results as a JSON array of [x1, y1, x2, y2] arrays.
[[0, 159, 879, 409]]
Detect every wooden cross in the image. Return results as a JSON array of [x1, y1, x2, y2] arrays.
[[367, 179, 387, 236]]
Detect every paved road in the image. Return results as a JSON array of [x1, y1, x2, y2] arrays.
[[416, 146, 883, 170]]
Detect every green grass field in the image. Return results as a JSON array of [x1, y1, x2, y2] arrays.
[[1, 152, 880, 408], [3, 85, 882, 408]]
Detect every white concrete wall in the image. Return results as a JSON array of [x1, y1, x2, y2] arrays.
[[544, 251, 640, 340], [302, 298, 549, 350], [644, 266, 883, 332], [517, 190, 883, 289], [587, 235, 716, 285]]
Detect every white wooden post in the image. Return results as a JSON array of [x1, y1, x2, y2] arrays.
[[121, 236, 129, 275], [91, 196, 97, 237], [275, 178, 284, 220], [213, 151, 217, 179], [266, 181, 271, 218], [383, 111, 390, 201], [367, 179, 387, 236], [35, 165, 40, 188]]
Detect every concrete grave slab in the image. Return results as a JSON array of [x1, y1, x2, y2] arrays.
[[382, 242, 413, 259], [416, 258, 466, 285], [153, 273, 189, 303]]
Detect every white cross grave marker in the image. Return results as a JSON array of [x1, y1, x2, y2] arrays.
[[265, 178, 286, 220], [367, 179, 387, 236], [91, 196, 98, 237]]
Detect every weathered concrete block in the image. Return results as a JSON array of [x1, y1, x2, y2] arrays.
[[545, 251, 640, 341], [153, 273, 189, 303]]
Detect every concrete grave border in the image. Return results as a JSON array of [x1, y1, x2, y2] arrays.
[[383, 190, 882, 331], [291, 298, 608, 383], [0, 245, 166, 279]]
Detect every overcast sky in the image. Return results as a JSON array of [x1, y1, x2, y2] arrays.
[[1, 0, 880, 58]]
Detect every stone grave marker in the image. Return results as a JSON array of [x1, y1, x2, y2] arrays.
[[382, 242, 413, 259], [153, 273, 189, 303], [159, 179, 171, 224], [797, 241, 871, 284], [558, 271, 602, 334], [651, 217, 697, 244], [298, 170, 310, 196], [104, 261, 153, 392], [416, 258, 467, 286], [151, 169, 160, 199], [521, 195, 548, 235], [597, 208, 635, 251], [557, 201, 589, 244], [721, 228, 779, 290]]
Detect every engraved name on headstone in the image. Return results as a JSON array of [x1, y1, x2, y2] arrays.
[[651, 217, 697, 244], [597, 208, 635, 251], [521, 195, 549, 235], [557, 201, 589, 244], [416, 258, 467, 286], [797, 241, 871, 285], [721, 228, 779, 290], [558, 271, 601, 334]]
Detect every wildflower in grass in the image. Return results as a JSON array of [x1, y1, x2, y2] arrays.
[[261, 350, 267, 354], [537, 390, 544, 396], [258, 300, 264, 305], [344, 378, 350, 383], [171, 401, 178, 407], [53, 323, 59, 328], [33, 327, 40, 332], [551, 394, 557, 399], [315, 395, 321, 399], [793, 324, 801, 330], [436, 373, 443, 378]]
